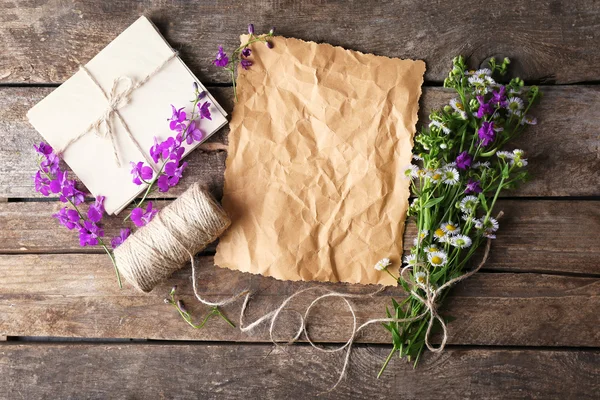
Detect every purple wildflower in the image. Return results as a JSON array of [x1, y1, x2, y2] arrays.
[[52, 207, 81, 230], [248, 24, 255, 35], [241, 48, 251, 58], [455, 151, 473, 170], [78, 220, 104, 247], [198, 101, 212, 120], [465, 179, 483, 194], [184, 120, 204, 145], [34, 142, 60, 175], [130, 161, 153, 185], [157, 161, 188, 192], [213, 46, 229, 67], [240, 59, 253, 70], [150, 137, 163, 163], [87, 195, 105, 223], [198, 90, 207, 100], [477, 121, 496, 147], [153, 137, 183, 163], [131, 202, 158, 227], [491, 86, 508, 108], [34, 171, 51, 196], [111, 228, 131, 249], [34, 142, 53, 157], [169, 105, 187, 132], [475, 96, 494, 118], [61, 183, 85, 206]]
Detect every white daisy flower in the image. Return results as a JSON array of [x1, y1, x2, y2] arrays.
[[459, 195, 479, 212], [506, 97, 524, 116], [428, 251, 448, 267], [429, 120, 451, 135], [441, 221, 460, 235], [483, 75, 496, 86], [412, 154, 424, 161], [374, 258, 392, 271], [508, 87, 522, 95], [468, 76, 490, 94], [474, 68, 492, 77], [424, 244, 440, 253], [403, 164, 419, 179], [521, 115, 537, 125], [403, 254, 421, 267], [443, 162, 457, 168], [440, 143, 448, 149], [513, 149, 525, 158], [496, 151, 514, 160], [426, 169, 443, 183], [473, 161, 491, 169], [413, 230, 429, 246], [414, 271, 428, 288], [442, 167, 460, 185], [433, 227, 448, 243], [483, 217, 500, 232], [474, 218, 484, 230], [514, 158, 528, 167], [462, 214, 476, 224], [450, 234, 472, 249], [450, 98, 468, 119]]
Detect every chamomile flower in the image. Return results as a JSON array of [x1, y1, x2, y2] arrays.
[[414, 271, 428, 288], [403, 164, 419, 179], [412, 154, 424, 161], [473, 161, 491, 169], [374, 258, 392, 271], [462, 214, 476, 224], [433, 227, 448, 243], [459, 195, 479, 213], [511, 149, 528, 167], [474, 68, 492, 77], [450, 234, 472, 249], [427, 251, 448, 267], [513, 149, 525, 158], [521, 115, 537, 125], [483, 217, 500, 232], [468, 76, 491, 94], [450, 98, 468, 119], [506, 97, 524, 116], [429, 120, 451, 135], [427, 169, 443, 183], [441, 221, 460, 235], [424, 244, 440, 253], [442, 167, 459, 185], [403, 254, 421, 267], [413, 230, 429, 245], [496, 150, 514, 160]]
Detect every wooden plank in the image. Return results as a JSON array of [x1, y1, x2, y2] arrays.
[[0, 253, 598, 346], [1, 85, 599, 198], [1, 0, 599, 84], [0, 344, 598, 399], [1, 199, 599, 276]]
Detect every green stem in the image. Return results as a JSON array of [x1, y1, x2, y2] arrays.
[[378, 346, 397, 378]]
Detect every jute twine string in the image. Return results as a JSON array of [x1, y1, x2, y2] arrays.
[[59, 52, 179, 169], [116, 182, 499, 391]]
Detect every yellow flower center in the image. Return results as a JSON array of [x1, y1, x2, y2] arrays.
[[456, 102, 464, 111], [431, 256, 442, 265], [446, 224, 456, 232], [435, 228, 445, 237], [432, 173, 442, 180], [417, 276, 426, 284]]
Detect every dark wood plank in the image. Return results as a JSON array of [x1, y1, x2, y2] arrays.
[[1, 0, 599, 84], [1, 85, 599, 199], [0, 343, 598, 399], [0, 253, 598, 346], [1, 199, 598, 277]]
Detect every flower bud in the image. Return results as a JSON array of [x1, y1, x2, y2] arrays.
[[192, 82, 199, 91], [269, 27, 275, 35], [177, 300, 187, 313], [248, 23, 255, 34], [170, 285, 177, 295], [266, 41, 273, 49], [198, 91, 207, 100], [503, 57, 511, 65], [164, 298, 171, 304]]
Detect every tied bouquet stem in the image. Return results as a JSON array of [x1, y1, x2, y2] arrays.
[[376, 56, 540, 373]]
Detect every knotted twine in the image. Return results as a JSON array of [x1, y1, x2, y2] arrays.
[[115, 179, 501, 391], [57, 52, 179, 169]]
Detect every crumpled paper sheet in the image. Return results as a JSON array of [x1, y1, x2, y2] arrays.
[[215, 36, 425, 286]]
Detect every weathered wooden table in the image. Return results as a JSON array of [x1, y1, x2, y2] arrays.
[[1, 1, 599, 398]]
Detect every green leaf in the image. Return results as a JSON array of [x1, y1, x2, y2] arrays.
[[423, 196, 445, 208]]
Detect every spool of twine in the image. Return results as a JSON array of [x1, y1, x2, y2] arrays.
[[114, 182, 231, 292]]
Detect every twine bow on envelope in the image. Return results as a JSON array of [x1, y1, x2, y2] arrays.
[[56, 52, 179, 169]]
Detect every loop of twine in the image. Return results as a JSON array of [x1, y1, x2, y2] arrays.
[[58, 52, 179, 169], [115, 182, 501, 392]]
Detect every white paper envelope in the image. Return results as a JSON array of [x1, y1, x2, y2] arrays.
[[27, 16, 228, 215]]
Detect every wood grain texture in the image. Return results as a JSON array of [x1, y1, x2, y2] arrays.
[[1, 199, 599, 276], [1, 85, 599, 199], [0, 343, 598, 399], [1, 253, 598, 346], [1, 0, 599, 84]]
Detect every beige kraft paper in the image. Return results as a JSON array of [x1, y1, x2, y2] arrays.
[[215, 35, 425, 286]]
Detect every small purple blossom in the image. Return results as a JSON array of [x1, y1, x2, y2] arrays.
[[240, 59, 253, 70], [465, 179, 483, 194], [198, 101, 212, 120], [169, 105, 187, 132], [213, 46, 229, 67], [152, 137, 184, 163], [87, 195, 105, 223], [475, 96, 494, 118], [34, 171, 51, 196], [248, 23, 255, 35], [111, 228, 131, 249], [78, 220, 104, 247], [34, 142, 60, 175], [131, 202, 158, 227], [184, 120, 204, 145], [53, 207, 81, 230], [266, 41, 273, 49], [477, 121, 496, 147], [241, 48, 251, 58], [198, 90, 207, 100], [130, 162, 153, 185], [157, 161, 188, 192], [455, 151, 473, 170], [491, 86, 508, 108], [34, 142, 53, 157]]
